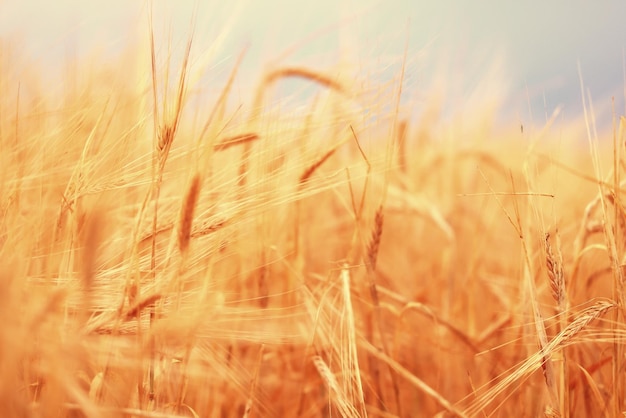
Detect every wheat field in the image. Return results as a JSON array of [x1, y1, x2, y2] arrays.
[[1, 8, 626, 418]]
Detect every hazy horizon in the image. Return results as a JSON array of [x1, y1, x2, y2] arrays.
[[2, 0, 625, 129]]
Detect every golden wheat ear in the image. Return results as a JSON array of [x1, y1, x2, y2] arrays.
[[178, 174, 201, 255]]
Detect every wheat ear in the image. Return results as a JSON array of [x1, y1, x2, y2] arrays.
[[545, 231, 566, 311], [178, 174, 201, 255]]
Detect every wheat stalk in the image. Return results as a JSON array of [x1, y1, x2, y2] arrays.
[[242, 345, 265, 418], [545, 229, 568, 416], [312, 356, 362, 418], [464, 300, 617, 416]]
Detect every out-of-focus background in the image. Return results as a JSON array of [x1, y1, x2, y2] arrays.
[[2, 0, 625, 128]]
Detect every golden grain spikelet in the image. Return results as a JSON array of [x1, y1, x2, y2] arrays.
[[178, 174, 201, 254]]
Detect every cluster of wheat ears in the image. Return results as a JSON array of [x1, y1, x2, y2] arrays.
[[1, 14, 626, 418]]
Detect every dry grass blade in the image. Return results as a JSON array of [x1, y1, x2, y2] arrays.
[[124, 294, 163, 320], [312, 356, 362, 418], [242, 345, 264, 418], [385, 182, 454, 242], [576, 363, 609, 416], [214, 133, 260, 152], [534, 301, 558, 410], [299, 147, 338, 184], [397, 119, 408, 174], [340, 266, 367, 417], [197, 46, 249, 146], [360, 339, 468, 418], [79, 210, 102, 323], [398, 301, 480, 353]]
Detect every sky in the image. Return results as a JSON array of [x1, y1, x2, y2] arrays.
[[1, 0, 625, 127]]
